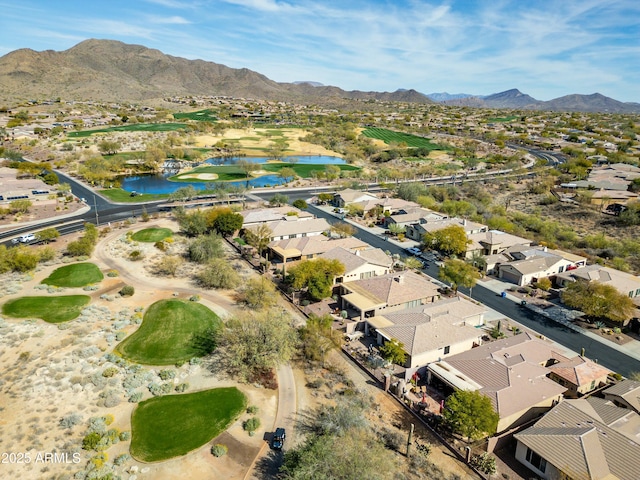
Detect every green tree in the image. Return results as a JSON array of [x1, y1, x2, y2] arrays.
[[278, 167, 297, 183], [292, 199, 308, 210], [402, 256, 424, 270], [325, 164, 341, 181], [244, 224, 272, 256], [196, 258, 241, 289], [442, 390, 498, 440], [240, 277, 278, 309], [216, 309, 298, 383], [36, 227, 60, 244], [422, 225, 470, 257], [299, 314, 344, 363], [439, 259, 480, 293], [561, 280, 635, 324], [387, 223, 406, 237], [9, 199, 32, 214], [212, 211, 243, 236], [169, 185, 198, 202], [288, 258, 345, 301], [269, 193, 289, 206], [188, 233, 224, 263], [379, 340, 406, 366], [174, 208, 209, 237], [237, 159, 259, 180], [97, 140, 121, 155]]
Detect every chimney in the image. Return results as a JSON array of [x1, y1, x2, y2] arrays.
[[395, 275, 404, 283]]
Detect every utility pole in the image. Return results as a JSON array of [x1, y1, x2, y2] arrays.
[[406, 423, 414, 457]]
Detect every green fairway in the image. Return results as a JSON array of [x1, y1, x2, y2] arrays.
[[98, 189, 168, 202], [487, 115, 518, 123], [2, 295, 90, 323], [41, 263, 103, 288], [361, 127, 446, 149], [131, 387, 246, 462], [67, 123, 188, 138], [262, 162, 360, 178], [173, 109, 218, 121], [131, 228, 173, 243], [115, 299, 221, 365]]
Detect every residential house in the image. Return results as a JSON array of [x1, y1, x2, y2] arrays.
[[466, 230, 533, 259], [240, 206, 314, 226], [332, 189, 379, 208], [354, 197, 418, 218], [498, 247, 587, 287], [591, 189, 639, 208], [268, 236, 369, 265], [382, 208, 444, 230], [244, 217, 331, 242], [603, 379, 640, 414], [427, 333, 569, 432], [514, 397, 640, 480], [367, 297, 486, 369], [547, 356, 611, 398], [320, 246, 393, 283], [556, 264, 640, 301], [406, 217, 487, 243], [339, 270, 440, 321]]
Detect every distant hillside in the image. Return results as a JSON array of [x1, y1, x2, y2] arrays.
[[426, 92, 478, 102], [0, 39, 433, 105]]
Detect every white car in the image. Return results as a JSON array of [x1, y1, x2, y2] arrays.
[[405, 247, 422, 256], [15, 233, 36, 243]]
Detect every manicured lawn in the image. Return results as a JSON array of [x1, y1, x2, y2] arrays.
[[68, 123, 188, 137], [115, 299, 221, 365], [131, 228, 173, 243], [173, 109, 218, 121], [262, 162, 360, 178], [130, 387, 247, 462], [2, 296, 90, 323], [98, 188, 168, 202], [361, 127, 446, 150], [487, 115, 518, 123], [41, 263, 104, 288]]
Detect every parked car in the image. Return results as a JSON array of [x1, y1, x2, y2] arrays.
[[272, 427, 286, 450], [405, 247, 422, 256], [12, 233, 36, 244], [344, 331, 364, 342]]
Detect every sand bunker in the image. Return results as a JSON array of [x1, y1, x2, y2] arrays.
[[178, 173, 219, 180]]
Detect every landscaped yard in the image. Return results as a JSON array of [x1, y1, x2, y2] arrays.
[[67, 123, 189, 137], [131, 228, 173, 243], [115, 299, 221, 365], [41, 262, 104, 288], [361, 127, 446, 150], [2, 295, 91, 323], [130, 387, 247, 462]]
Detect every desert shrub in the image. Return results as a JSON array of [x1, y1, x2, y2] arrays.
[[306, 378, 324, 389], [536, 277, 552, 291], [154, 255, 182, 276], [102, 367, 119, 378], [211, 444, 228, 457], [189, 294, 200, 302], [470, 453, 497, 475], [243, 417, 261, 434], [148, 382, 172, 396], [119, 431, 131, 441], [59, 413, 82, 429], [89, 452, 108, 469], [98, 390, 121, 408], [128, 392, 143, 403], [106, 269, 119, 277], [88, 417, 107, 434], [129, 250, 143, 261], [115, 331, 127, 341], [248, 368, 278, 390], [246, 405, 259, 415], [158, 369, 176, 381], [175, 383, 189, 393], [189, 357, 202, 365], [82, 432, 102, 451], [114, 453, 130, 466], [379, 427, 404, 451], [154, 241, 167, 251], [119, 285, 134, 296]]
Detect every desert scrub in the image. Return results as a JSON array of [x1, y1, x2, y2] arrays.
[[106, 269, 119, 277], [211, 444, 228, 457], [119, 285, 134, 297], [175, 383, 189, 393], [243, 417, 261, 435], [102, 367, 119, 378], [158, 369, 176, 381]]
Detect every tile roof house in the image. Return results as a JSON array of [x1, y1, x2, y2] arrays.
[[466, 229, 533, 258], [339, 270, 440, 321], [332, 189, 379, 207], [268, 236, 369, 264], [547, 356, 611, 398], [367, 297, 486, 369], [319, 246, 393, 283], [240, 206, 314, 226], [497, 247, 587, 287], [514, 397, 640, 480], [603, 379, 640, 414], [556, 264, 640, 301], [406, 216, 487, 242], [427, 333, 569, 432], [244, 217, 331, 242]]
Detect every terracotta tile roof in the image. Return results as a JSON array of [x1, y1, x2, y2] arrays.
[[548, 356, 611, 387], [343, 270, 439, 306]]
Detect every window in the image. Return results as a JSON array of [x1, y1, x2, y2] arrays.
[[526, 448, 547, 472], [444, 346, 450, 355]]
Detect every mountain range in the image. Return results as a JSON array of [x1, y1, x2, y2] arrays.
[[0, 39, 638, 113]]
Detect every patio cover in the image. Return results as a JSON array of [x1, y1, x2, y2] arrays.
[[428, 362, 482, 391], [341, 292, 386, 312], [366, 316, 394, 329]]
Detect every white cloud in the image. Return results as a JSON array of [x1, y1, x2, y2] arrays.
[[146, 15, 192, 25]]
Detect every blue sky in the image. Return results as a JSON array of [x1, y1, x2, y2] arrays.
[[1, 0, 639, 102]]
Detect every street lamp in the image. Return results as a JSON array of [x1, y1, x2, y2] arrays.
[[93, 195, 99, 226]]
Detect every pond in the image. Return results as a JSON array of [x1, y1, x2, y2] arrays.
[[118, 155, 344, 194]]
